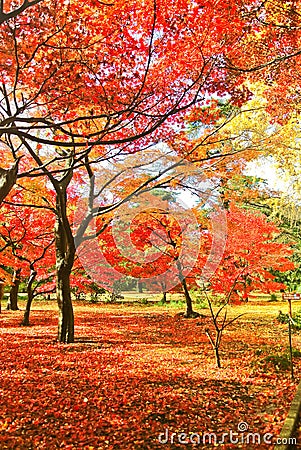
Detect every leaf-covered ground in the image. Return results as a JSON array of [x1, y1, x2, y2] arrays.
[[0, 299, 300, 449]]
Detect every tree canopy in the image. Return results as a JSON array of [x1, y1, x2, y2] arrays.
[[1, 0, 301, 341]]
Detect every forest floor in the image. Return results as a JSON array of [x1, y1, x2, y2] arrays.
[[0, 296, 301, 449]]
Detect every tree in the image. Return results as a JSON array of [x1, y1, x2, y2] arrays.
[[205, 204, 295, 301], [1, 0, 301, 342], [95, 202, 206, 317], [202, 287, 245, 368], [195, 204, 295, 367], [7, 268, 21, 311], [255, 201, 301, 294], [21, 240, 54, 326], [0, 193, 56, 320]]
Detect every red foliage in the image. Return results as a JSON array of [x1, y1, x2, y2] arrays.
[[204, 205, 295, 302], [0, 200, 55, 286], [0, 303, 299, 449]]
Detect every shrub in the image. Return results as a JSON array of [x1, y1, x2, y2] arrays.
[[277, 309, 301, 329], [269, 293, 278, 302], [277, 310, 289, 324], [264, 354, 291, 371], [291, 347, 301, 358], [294, 309, 301, 329], [194, 294, 208, 309], [254, 345, 301, 372]]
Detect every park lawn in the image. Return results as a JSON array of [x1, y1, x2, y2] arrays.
[[0, 298, 300, 449]]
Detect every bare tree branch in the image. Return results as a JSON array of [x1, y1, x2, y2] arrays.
[[0, 0, 43, 24]]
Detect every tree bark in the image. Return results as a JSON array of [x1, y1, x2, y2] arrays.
[[137, 280, 143, 293], [0, 282, 4, 313], [7, 268, 21, 310], [215, 346, 221, 369], [54, 182, 75, 343], [181, 277, 199, 317], [0, 158, 22, 205], [21, 267, 37, 326], [176, 260, 199, 318], [57, 264, 74, 343]]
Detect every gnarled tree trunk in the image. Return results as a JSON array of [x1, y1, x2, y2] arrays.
[[21, 267, 37, 326], [57, 263, 74, 343], [181, 277, 200, 318], [54, 181, 75, 343], [176, 261, 199, 318]]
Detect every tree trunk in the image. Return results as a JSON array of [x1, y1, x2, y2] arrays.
[[205, 328, 222, 368], [215, 346, 221, 369], [176, 260, 199, 318], [0, 282, 4, 313], [181, 278, 197, 317], [7, 268, 21, 310], [57, 265, 74, 343], [137, 280, 143, 293], [161, 291, 167, 303], [21, 268, 36, 326], [0, 158, 21, 205], [176, 260, 198, 317], [54, 182, 75, 343]]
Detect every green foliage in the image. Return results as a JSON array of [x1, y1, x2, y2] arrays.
[[158, 298, 186, 309], [193, 292, 208, 309], [293, 308, 301, 328], [291, 347, 301, 358], [90, 283, 106, 295], [268, 208, 301, 292], [254, 344, 301, 372], [101, 292, 117, 303], [276, 308, 301, 329], [269, 293, 278, 302], [217, 99, 240, 117], [87, 283, 106, 303], [277, 310, 289, 324], [273, 268, 301, 292], [19, 281, 27, 293], [116, 277, 137, 292], [151, 188, 178, 203], [264, 354, 291, 371]]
